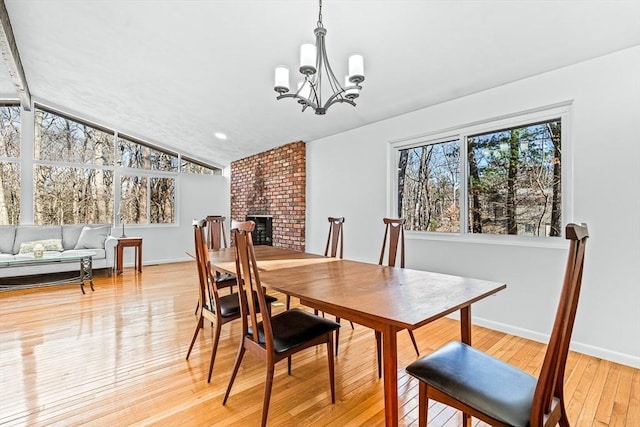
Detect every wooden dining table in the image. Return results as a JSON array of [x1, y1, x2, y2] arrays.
[[209, 245, 506, 427]]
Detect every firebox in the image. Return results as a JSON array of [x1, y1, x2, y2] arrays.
[[246, 215, 273, 245]]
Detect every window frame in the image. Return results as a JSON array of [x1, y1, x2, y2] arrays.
[[28, 104, 218, 227], [388, 102, 572, 248]]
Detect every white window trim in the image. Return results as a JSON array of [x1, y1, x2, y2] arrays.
[[387, 101, 573, 249]]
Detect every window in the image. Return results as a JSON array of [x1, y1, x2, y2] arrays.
[[181, 157, 221, 175], [118, 135, 178, 172], [393, 105, 568, 239], [33, 108, 115, 225], [34, 165, 114, 225], [10, 104, 218, 226], [0, 105, 21, 225], [467, 120, 561, 237], [35, 109, 114, 165], [398, 140, 460, 232], [118, 135, 176, 225]]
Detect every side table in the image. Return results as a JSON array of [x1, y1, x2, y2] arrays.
[[115, 237, 143, 275]]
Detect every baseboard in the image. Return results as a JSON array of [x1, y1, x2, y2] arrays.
[[473, 317, 640, 369], [121, 256, 193, 268]]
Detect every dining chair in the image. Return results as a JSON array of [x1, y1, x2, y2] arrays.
[[185, 219, 275, 383], [205, 215, 236, 287], [405, 223, 589, 427], [194, 216, 236, 314], [375, 218, 420, 370], [223, 221, 340, 427]]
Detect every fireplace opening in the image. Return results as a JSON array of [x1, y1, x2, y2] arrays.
[[246, 215, 273, 245]]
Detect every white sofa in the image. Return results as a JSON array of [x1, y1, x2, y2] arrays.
[[0, 224, 118, 278]]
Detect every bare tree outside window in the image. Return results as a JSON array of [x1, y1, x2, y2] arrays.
[[398, 140, 460, 232], [1, 105, 20, 158], [150, 177, 175, 223], [181, 158, 221, 175], [0, 105, 21, 225], [121, 175, 148, 224], [33, 108, 115, 225], [118, 136, 178, 172], [34, 165, 114, 225], [35, 110, 114, 165]]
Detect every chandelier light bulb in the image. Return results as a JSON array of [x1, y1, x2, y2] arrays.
[[274, 66, 290, 93], [348, 54, 365, 83], [300, 44, 317, 75]]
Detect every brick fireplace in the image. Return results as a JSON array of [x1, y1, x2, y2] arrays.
[[230, 141, 305, 251]]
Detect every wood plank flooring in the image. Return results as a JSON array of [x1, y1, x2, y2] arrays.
[[1, 262, 638, 426]]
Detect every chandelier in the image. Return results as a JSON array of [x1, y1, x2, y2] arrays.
[[273, 0, 364, 115]]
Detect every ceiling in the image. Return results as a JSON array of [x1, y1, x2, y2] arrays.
[[2, 1, 639, 167]]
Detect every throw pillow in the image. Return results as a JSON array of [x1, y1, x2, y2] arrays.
[[74, 225, 110, 250], [19, 239, 64, 254]]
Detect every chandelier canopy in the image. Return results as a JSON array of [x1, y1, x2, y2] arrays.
[[273, 0, 364, 115]]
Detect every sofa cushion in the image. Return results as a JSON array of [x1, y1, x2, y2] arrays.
[[13, 226, 62, 255], [74, 225, 110, 250], [0, 226, 16, 254], [18, 239, 64, 254], [62, 224, 86, 250]]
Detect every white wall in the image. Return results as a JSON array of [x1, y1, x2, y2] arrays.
[[306, 46, 640, 367], [119, 169, 231, 267]]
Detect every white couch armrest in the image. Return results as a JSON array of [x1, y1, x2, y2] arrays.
[[104, 236, 118, 271]]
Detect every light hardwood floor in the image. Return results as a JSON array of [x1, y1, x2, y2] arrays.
[[1, 262, 638, 426]]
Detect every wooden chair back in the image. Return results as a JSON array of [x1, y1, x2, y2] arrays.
[[530, 223, 589, 425], [324, 217, 345, 258], [193, 219, 220, 313], [192, 220, 209, 314], [379, 218, 405, 267], [232, 221, 274, 354], [206, 215, 228, 251]]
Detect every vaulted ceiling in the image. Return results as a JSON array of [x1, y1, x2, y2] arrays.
[[2, 1, 639, 167]]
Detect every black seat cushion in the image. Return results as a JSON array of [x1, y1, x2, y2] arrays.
[[212, 292, 277, 318], [405, 341, 537, 427], [248, 308, 340, 354], [214, 272, 236, 284]]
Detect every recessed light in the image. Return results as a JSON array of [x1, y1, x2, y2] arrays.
[[214, 132, 227, 140]]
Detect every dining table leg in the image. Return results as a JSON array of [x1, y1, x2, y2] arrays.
[[382, 323, 399, 427], [460, 306, 471, 345], [460, 305, 472, 427]]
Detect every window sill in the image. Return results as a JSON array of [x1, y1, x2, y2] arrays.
[[405, 230, 568, 249]]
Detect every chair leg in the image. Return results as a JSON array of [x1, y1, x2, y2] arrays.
[[326, 333, 336, 403], [462, 412, 472, 427], [223, 344, 246, 405], [207, 320, 222, 383], [335, 318, 341, 356], [260, 363, 276, 427], [418, 382, 428, 427], [558, 401, 570, 427], [194, 300, 199, 315], [408, 329, 419, 356], [375, 330, 382, 378], [287, 356, 292, 375], [286, 294, 291, 310], [185, 317, 203, 360]]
